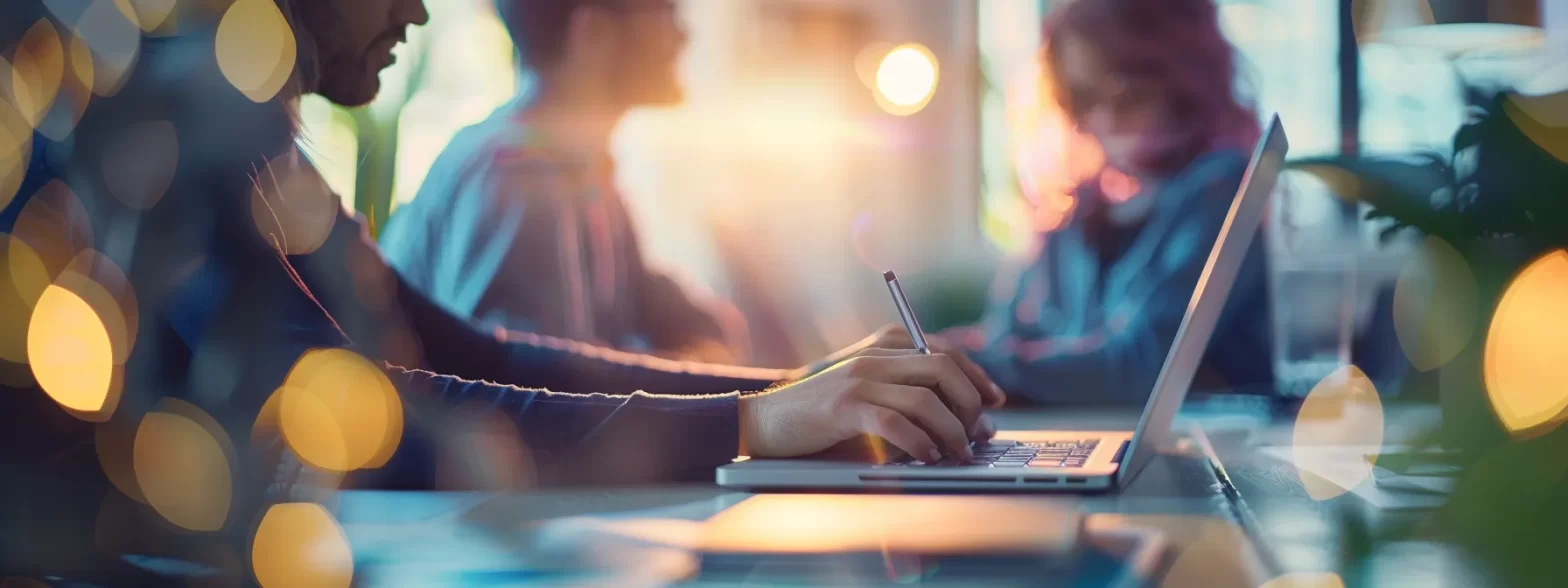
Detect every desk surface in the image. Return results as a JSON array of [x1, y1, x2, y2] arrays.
[[336, 404, 1506, 586], [332, 408, 1294, 586]]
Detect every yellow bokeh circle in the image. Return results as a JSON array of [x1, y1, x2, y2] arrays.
[[1484, 250, 1568, 438], [276, 348, 403, 473], [251, 502, 354, 588], [133, 398, 236, 532]]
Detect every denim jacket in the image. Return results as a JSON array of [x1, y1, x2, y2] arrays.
[[963, 148, 1273, 405]]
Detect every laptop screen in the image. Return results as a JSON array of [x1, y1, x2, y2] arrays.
[[1116, 116, 1289, 486]]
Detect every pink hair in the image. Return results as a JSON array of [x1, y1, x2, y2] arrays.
[[1043, 0, 1260, 155]]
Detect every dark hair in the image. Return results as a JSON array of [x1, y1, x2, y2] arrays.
[[1043, 0, 1259, 150], [495, 0, 586, 68]]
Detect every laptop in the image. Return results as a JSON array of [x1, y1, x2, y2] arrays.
[[718, 115, 1288, 492]]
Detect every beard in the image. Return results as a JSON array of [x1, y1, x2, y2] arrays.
[[289, 1, 382, 107], [313, 51, 382, 107]]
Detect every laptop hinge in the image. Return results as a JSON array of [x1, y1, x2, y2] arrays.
[[1111, 439, 1131, 464]]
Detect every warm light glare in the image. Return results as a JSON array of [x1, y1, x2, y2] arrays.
[[133, 399, 235, 532], [1484, 250, 1568, 438], [58, 251, 138, 365], [28, 285, 115, 414], [216, 0, 297, 102], [252, 503, 354, 588], [1393, 236, 1479, 371], [1291, 365, 1384, 500], [0, 235, 47, 366], [854, 42, 893, 90], [1503, 92, 1568, 163], [276, 348, 403, 472], [1098, 169, 1142, 203], [874, 43, 939, 116], [1260, 572, 1347, 588], [11, 19, 65, 129]]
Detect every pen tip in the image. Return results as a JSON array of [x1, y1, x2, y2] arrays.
[[883, 270, 896, 282]]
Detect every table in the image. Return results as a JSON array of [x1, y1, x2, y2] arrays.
[[332, 407, 1293, 586]]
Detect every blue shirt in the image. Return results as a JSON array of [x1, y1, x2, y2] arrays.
[[960, 148, 1274, 405], [379, 102, 739, 361]]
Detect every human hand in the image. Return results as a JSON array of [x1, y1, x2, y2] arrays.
[[860, 324, 1007, 408], [792, 325, 1006, 410], [741, 349, 992, 462]]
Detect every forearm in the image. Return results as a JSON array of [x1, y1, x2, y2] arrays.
[[383, 366, 745, 486], [398, 277, 785, 395]]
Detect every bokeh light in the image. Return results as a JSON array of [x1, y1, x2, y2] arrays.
[[874, 43, 939, 116], [1484, 250, 1568, 438], [251, 503, 354, 588], [1291, 365, 1385, 500], [113, 0, 178, 33], [215, 0, 297, 103], [13, 180, 95, 279], [435, 406, 536, 491], [275, 348, 403, 472], [10, 19, 65, 129], [35, 32, 94, 142], [1503, 91, 1568, 163], [68, 34, 94, 93], [95, 417, 146, 503], [1002, 54, 1102, 236], [133, 398, 236, 532], [1110, 516, 1255, 587], [1259, 572, 1347, 588], [28, 284, 115, 414], [59, 250, 138, 364], [0, 235, 48, 366], [854, 41, 893, 90], [1393, 236, 1479, 371], [101, 119, 178, 209], [250, 150, 339, 256], [1098, 168, 1141, 204], [72, 0, 143, 97], [0, 95, 32, 212]]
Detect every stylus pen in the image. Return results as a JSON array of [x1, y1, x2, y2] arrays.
[[884, 271, 931, 355]]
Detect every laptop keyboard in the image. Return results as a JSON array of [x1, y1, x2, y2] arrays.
[[898, 439, 1100, 468]]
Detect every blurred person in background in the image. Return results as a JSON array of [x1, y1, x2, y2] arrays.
[[1, 0, 1002, 485], [1, 0, 1002, 580], [937, 0, 1273, 405], [377, 0, 747, 364]]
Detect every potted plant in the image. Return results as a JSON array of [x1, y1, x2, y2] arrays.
[[1288, 87, 1568, 586]]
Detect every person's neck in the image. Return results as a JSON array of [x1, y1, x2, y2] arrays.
[[517, 71, 628, 159]]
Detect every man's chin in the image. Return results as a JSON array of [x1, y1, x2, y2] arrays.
[[316, 78, 381, 108]]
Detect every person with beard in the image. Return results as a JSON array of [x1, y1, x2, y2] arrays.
[[0, 0, 1004, 580], [378, 0, 744, 364], [937, 0, 1275, 405], [4, 0, 1004, 499]]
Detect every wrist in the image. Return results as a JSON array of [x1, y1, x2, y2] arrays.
[[738, 393, 760, 457]]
